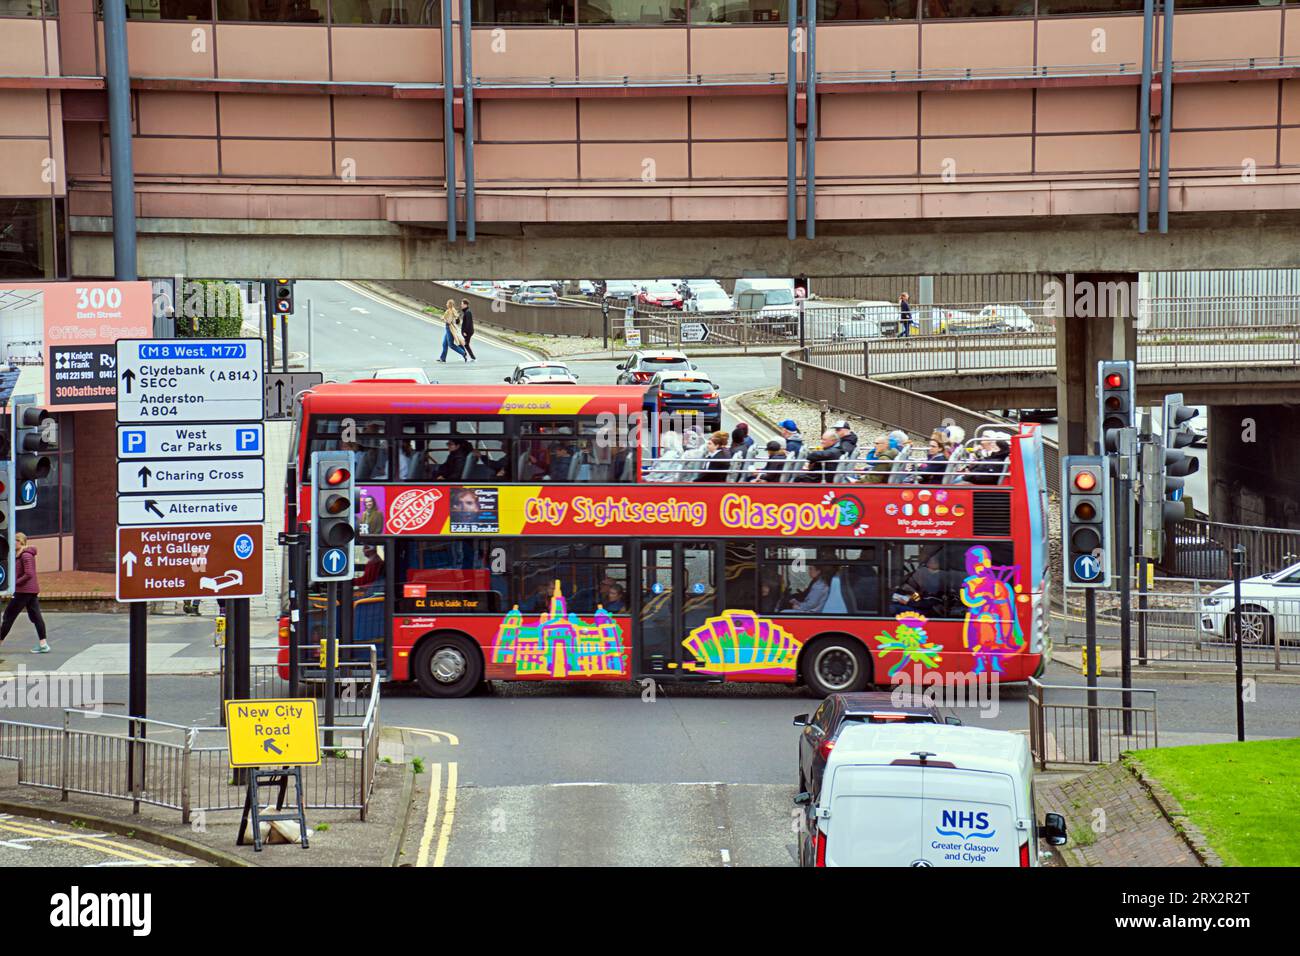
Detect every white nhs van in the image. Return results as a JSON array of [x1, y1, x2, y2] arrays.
[[796, 724, 1066, 867]]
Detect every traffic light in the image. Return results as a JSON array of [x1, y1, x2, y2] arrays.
[[271, 279, 295, 316], [1097, 360, 1135, 454], [1063, 455, 1112, 588], [13, 403, 53, 511], [1160, 392, 1200, 524], [310, 450, 356, 583]]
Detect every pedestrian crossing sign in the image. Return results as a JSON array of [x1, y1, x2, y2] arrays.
[[225, 698, 320, 768]]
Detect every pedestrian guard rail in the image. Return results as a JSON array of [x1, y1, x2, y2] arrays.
[[0, 648, 381, 824], [1027, 678, 1158, 769]]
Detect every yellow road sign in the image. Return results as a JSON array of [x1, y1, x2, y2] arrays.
[[224, 698, 320, 768]]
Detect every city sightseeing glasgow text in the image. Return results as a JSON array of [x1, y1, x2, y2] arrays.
[[523, 494, 841, 535]]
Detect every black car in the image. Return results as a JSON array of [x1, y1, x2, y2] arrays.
[[794, 691, 960, 801]]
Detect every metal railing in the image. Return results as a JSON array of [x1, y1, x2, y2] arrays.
[[1165, 518, 1300, 580], [1058, 585, 1300, 669], [1027, 678, 1158, 770], [0, 669, 382, 823]]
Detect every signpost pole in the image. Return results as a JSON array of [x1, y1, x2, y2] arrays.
[[1232, 545, 1246, 742], [1085, 587, 1100, 763], [307, 299, 314, 373], [324, 581, 337, 749], [280, 310, 290, 374], [287, 462, 303, 698]]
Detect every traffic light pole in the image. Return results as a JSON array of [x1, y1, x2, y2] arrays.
[[1085, 588, 1099, 763], [324, 581, 337, 749], [1118, 466, 1134, 736], [1232, 545, 1246, 742]]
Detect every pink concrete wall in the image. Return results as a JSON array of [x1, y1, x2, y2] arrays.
[[920, 90, 1032, 136], [919, 136, 1032, 177], [479, 99, 577, 141], [692, 96, 785, 138], [215, 25, 329, 81], [332, 27, 441, 83], [219, 94, 331, 138], [580, 98, 687, 139], [1170, 9, 1283, 63], [693, 140, 786, 178], [1035, 133, 1139, 173], [1169, 129, 1276, 171], [221, 139, 333, 176], [689, 25, 786, 76], [470, 28, 576, 81], [1172, 82, 1277, 130], [116, 22, 216, 78], [816, 24, 919, 75], [3, 18, 53, 75], [922, 21, 1033, 71], [128, 137, 220, 176], [817, 138, 917, 177], [1036, 16, 1145, 70], [1036, 87, 1135, 133], [581, 142, 689, 180], [137, 92, 218, 137], [475, 143, 578, 180], [336, 140, 442, 178], [578, 28, 687, 78], [820, 92, 918, 138], [334, 98, 441, 139]]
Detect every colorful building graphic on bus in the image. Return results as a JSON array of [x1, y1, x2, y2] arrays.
[[493, 581, 627, 678], [680, 610, 802, 677]]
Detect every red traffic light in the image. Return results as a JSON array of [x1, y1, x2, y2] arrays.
[[324, 466, 350, 486], [1104, 372, 1124, 389], [1073, 470, 1097, 492]]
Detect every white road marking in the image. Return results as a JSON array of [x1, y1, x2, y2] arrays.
[[720, 848, 731, 864]]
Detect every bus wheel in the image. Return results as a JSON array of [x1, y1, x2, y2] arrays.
[[413, 634, 483, 699], [802, 637, 869, 697]]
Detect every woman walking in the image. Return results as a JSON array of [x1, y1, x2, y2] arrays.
[[0, 533, 49, 654], [438, 299, 469, 363]]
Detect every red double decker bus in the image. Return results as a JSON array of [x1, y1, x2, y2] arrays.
[[287, 382, 1051, 698]]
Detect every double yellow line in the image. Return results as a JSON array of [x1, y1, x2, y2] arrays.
[[0, 815, 184, 866], [391, 727, 459, 868]]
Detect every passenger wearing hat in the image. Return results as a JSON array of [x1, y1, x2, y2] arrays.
[[830, 420, 859, 461], [962, 431, 1012, 485], [753, 440, 789, 482], [778, 419, 803, 457]]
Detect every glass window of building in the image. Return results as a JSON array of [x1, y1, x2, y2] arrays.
[[0, 200, 63, 282], [817, 0, 917, 20], [216, 0, 326, 22], [0, 0, 53, 15], [579, 0, 685, 23], [691, 0, 788, 22], [475, 0, 573, 24], [921, 0, 1032, 17], [332, 0, 441, 23], [1037, 0, 1143, 13]]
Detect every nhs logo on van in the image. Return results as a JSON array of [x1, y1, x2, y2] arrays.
[[936, 809, 995, 840]]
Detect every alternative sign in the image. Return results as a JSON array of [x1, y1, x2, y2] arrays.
[[224, 698, 320, 769], [116, 524, 264, 602]]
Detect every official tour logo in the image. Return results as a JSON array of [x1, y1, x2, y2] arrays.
[[385, 488, 443, 534]]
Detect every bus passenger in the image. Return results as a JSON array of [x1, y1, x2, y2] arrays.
[[604, 584, 628, 613], [679, 429, 708, 479], [435, 438, 471, 481], [752, 440, 788, 482], [647, 431, 684, 482], [696, 431, 732, 482], [787, 566, 835, 614]]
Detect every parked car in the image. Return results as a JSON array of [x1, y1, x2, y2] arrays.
[[512, 282, 560, 306], [1200, 559, 1300, 645], [649, 370, 721, 430], [793, 691, 959, 802], [828, 301, 899, 339], [735, 284, 799, 335], [616, 349, 697, 385], [637, 280, 685, 311], [684, 287, 734, 314], [603, 280, 639, 301], [371, 367, 432, 383], [505, 362, 579, 385], [796, 723, 1066, 867], [461, 281, 495, 297], [938, 304, 1036, 334]]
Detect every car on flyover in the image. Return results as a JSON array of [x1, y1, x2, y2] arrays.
[[511, 281, 560, 306], [648, 370, 721, 431], [1200, 559, 1300, 646], [603, 279, 639, 301], [793, 691, 959, 803], [615, 349, 698, 385], [505, 362, 579, 385]]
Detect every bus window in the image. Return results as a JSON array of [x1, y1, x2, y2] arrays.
[[398, 419, 507, 482], [395, 539, 504, 614], [887, 542, 1016, 619], [761, 545, 880, 616], [724, 542, 759, 613], [339, 418, 390, 482], [354, 544, 386, 647], [514, 542, 627, 614]]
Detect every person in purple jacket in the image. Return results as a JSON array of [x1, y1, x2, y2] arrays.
[[1, 533, 49, 654]]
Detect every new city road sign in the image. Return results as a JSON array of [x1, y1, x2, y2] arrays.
[[225, 698, 320, 769], [116, 338, 265, 424], [116, 524, 265, 602]]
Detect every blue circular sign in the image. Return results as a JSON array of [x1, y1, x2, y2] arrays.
[[691, 582, 706, 594], [322, 548, 348, 576], [1072, 553, 1103, 582], [651, 582, 664, 595], [233, 534, 255, 560], [0, 566, 6, 588], [20, 481, 35, 505]]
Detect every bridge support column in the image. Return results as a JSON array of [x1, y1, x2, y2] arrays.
[[1053, 272, 1139, 457], [1208, 404, 1300, 529]]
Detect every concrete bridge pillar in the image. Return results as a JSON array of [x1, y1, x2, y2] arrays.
[[1053, 272, 1139, 458], [1208, 404, 1300, 531]]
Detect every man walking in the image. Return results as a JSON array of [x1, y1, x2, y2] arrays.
[[897, 292, 914, 337], [460, 298, 478, 361], [0, 533, 49, 655]]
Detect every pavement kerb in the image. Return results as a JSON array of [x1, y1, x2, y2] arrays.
[[1122, 755, 1225, 867], [0, 798, 253, 868], [381, 727, 416, 868]]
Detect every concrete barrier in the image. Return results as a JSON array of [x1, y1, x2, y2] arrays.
[[377, 280, 606, 338]]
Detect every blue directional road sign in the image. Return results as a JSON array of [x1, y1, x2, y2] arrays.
[[117, 423, 265, 460], [1073, 553, 1103, 583], [321, 548, 348, 577], [19, 481, 35, 506]]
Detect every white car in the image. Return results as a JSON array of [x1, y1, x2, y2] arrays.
[[938, 304, 1035, 334], [685, 287, 734, 314], [616, 349, 697, 385], [505, 362, 579, 385], [371, 367, 432, 384], [1200, 560, 1300, 645]]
